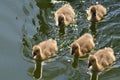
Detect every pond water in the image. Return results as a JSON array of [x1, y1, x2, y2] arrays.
[[0, 0, 120, 80]]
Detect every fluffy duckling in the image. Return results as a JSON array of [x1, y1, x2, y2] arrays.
[[88, 47, 116, 72], [54, 4, 75, 26], [71, 33, 95, 57], [87, 3, 107, 22], [32, 39, 58, 61]]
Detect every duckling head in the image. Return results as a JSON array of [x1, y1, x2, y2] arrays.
[[71, 42, 81, 56], [32, 45, 41, 60], [88, 55, 97, 69], [90, 6, 97, 22], [58, 14, 65, 26]]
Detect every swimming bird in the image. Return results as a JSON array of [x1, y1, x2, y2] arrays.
[[32, 39, 58, 61], [87, 3, 107, 22], [88, 47, 116, 72], [71, 33, 95, 57], [54, 4, 75, 26]]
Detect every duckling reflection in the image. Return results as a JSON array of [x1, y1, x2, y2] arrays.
[[32, 39, 58, 79], [88, 47, 116, 80], [71, 33, 95, 68], [55, 4, 75, 26], [87, 3, 107, 22], [33, 60, 42, 79], [59, 26, 65, 38], [89, 22, 97, 37]]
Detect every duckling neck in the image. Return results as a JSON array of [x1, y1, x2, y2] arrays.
[[93, 60, 104, 72], [40, 52, 46, 61], [75, 46, 83, 57]]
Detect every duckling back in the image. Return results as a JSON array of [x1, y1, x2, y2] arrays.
[[76, 33, 95, 54], [94, 47, 116, 67]]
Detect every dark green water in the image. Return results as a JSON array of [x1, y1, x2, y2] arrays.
[[0, 0, 120, 80]]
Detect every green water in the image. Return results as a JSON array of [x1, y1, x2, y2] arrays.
[[0, 0, 120, 80]]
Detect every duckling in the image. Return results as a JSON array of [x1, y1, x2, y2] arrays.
[[55, 4, 75, 26], [87, 3, 107, 22], [71, 33, 95, 57], [88, 47, 116, 72], [32, 39, 58, 61]]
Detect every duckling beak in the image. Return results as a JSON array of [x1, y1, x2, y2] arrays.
[[55, 21, 58, 26], [32, 52, 37, 59], [71, 49, 75, 55], [32, 52, 35, 57], [88, 62, 92, 68]]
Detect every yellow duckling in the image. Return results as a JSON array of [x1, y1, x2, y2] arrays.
[[32, 39, 58, 61], [55, 4, 75, 26], [88, 47, 116, 72], [71, 33, 95, 57], [87, 3, 107, 22]]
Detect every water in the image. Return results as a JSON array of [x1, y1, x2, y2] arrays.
[[0, 0, 120, 80]]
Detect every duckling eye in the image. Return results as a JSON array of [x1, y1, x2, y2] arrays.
[[71, 47, 77, 53], [91, 59, 95, 63], [33, 50, 39, 56], [33, 52, 37, 56], [74, 46, 78, 49]]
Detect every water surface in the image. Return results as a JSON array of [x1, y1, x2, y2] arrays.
[[0, 0, 120, 80]]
